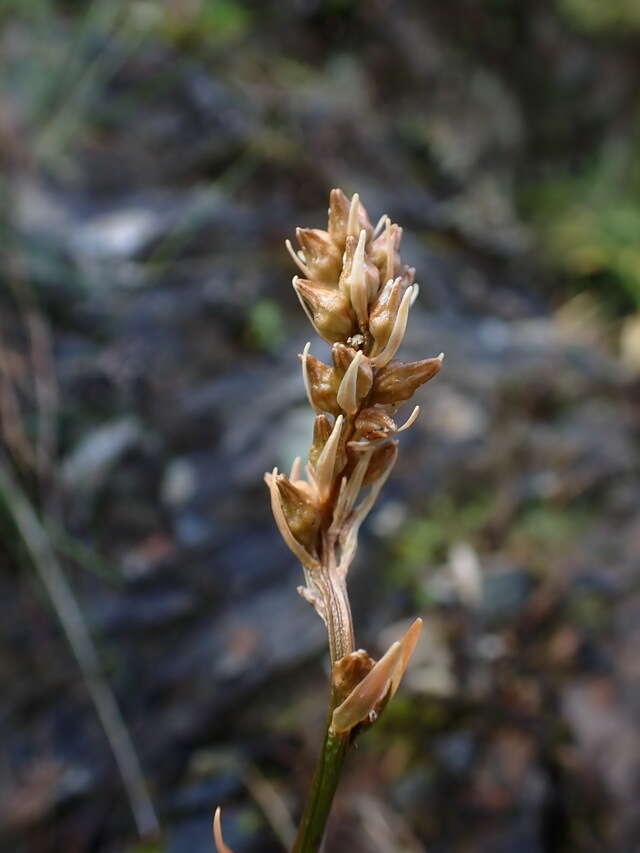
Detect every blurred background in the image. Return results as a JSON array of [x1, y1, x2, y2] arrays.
[[1, 1, 640, 851]]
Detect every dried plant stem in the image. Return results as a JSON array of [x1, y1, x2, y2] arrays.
[[0, 458, 159, 837], [293, 570, 353, 850]]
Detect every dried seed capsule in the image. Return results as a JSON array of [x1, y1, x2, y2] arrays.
[[274, 474, 320, 550], [354, 407, 397, 441], [328, 188, 373, 249], [371, 356, 443, 405], [331, 342, 358, 372], [331, 344, 373, 394], [293, 277, 356, 343], [309, 414, 333, 467], [302, 354, 341, 414], [332, 649, 375, 700], [295, 228, 343, 284], [328, 188, 352, 248], [363, 441, 398, 485]]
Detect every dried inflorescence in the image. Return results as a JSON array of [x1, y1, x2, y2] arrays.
[[214, 191, 441, 853], [265, 189, 442, 722]]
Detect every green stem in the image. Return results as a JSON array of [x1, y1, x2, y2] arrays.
[[292, 718, 350, 853]]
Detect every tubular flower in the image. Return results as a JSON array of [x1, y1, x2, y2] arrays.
[[267, 189, 442, 713]]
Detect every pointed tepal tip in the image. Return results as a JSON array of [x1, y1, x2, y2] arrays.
[[437, 352, 445, 361], [330, 616, 424, 734], [213, 807, 236, 853]]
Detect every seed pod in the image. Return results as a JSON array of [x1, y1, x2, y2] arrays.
[[295, 228, 343, 284], [328, 188, 352, 248], [363, 441, 398, 485], [293, 277, 356, 343], [309, 414, 333, 467], [354, 407, 397, 441], [302, 354, 341, 414], [371, 356, 443, 405], [331, 344, 373, 395], [274, 474, 320, 550], [328, 188, 373, 249], [332, 649, 375, 700]]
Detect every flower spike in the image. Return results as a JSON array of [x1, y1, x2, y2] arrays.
[[266, 188, 445, 850]]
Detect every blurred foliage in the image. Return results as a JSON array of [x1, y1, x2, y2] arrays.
[[528, 137, 640, 313], [387, 494, 492, 600], [388, 495, 589, 602], [559, 0, 640, 32], [142, 0, 253, 46], [245, 298, 285, 353]]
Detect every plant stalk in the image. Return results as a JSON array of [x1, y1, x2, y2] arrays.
[[292, 715, 350, 853]]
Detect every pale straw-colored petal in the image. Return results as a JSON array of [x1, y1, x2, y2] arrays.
[[384, 219, 394, 282], [388, 617, 423, 698], [266, 469, 320, 570], [372, 213, 389, 238], [330, 446, 373, 535], [348, 229, 369, 326], [410, 283, 420, 305], [289, 455, 302, 481], [336, 350, 363, 415], [314, 414, 343, 502], [285, 239, 310, 277], [213, 807, 236, 853], [292, 277, 324, 341], [371, 285, 415, 369], [337, 443, 398, 576], [300, 341, 320, 413], [339, 445, 373, 519], [347, 192, 360, 238], [397, 405, 420, 433]]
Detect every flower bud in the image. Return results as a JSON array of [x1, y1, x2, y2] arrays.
[[363, 441, 398, 485], [293, 277, 356, 343], [371, 356, 443, 405], [295, 228, 343, 284], [302, 353, 340, 414]]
